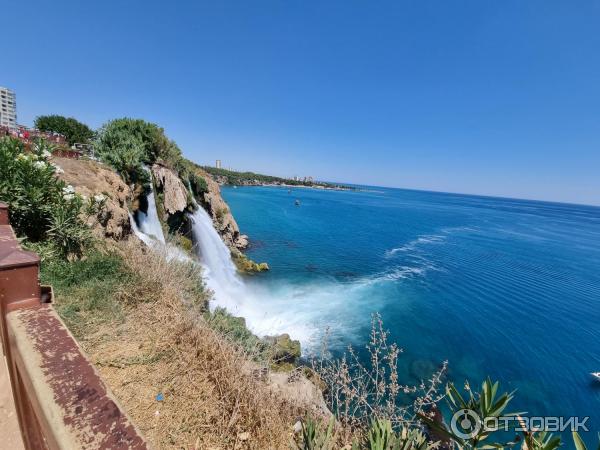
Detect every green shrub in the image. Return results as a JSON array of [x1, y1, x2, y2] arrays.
[[95, 118, 183, 183], [205, 307, 269, 356], [292, 416, 336, 450], [0, 137, 92, 257], [34, 114, 95, 145], [95, 126, 148, 184], [189, 172, 209, 198]]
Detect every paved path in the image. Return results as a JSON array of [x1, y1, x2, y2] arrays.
[[0, 353, 24, 450]]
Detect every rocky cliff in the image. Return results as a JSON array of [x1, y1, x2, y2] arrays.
[[54, 157, 132, 240], [151, 164, 189, 214]]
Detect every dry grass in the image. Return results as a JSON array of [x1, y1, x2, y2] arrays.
[[82, 240, 303, 449]]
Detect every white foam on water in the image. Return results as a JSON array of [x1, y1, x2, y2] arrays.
[[385, 234, 446, 257], [188, 206, 431, 352]]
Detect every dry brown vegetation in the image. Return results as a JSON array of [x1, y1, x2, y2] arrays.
[[75, 241, 305, 449], [310, 316, 448, 445]]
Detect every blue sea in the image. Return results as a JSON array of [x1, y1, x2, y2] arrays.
[[222, 185, 600, 439]]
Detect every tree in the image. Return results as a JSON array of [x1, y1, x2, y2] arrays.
[[95, 118, 183, 184], [95, 118, 182, 164], [34, 115, 95, 145]]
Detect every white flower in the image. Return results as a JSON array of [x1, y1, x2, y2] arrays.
[[17, 153, 29, 161], [33, 160, 46, 169], [63, 185, 75, 195], [50, 163, 64, 174], [94, 194, 106, 203], [41, 150, 52, 159], [63, 193, 75, 201]]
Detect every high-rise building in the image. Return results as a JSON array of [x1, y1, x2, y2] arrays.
[[215, 159, 222, 169], [0, 87, 17, 129]]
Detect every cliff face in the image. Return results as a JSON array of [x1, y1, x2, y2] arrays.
[[151, 164, 189, 214], [54, 157, 132, 240], [195, 167, 248, 251]]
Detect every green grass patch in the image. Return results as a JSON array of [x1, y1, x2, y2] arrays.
[[39, 249, 134, 337], [205, 307, 269, 357]]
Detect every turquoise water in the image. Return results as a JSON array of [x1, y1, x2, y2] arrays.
[[222, 185, 600, 435]]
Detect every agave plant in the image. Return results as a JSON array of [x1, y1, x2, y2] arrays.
[[419, 378, 520, 449], [520, 430, 561, 450], [356, 419, 437, 450], [572, 432, 600, 450], [292, 416, 336, 450], [367, 419, 396, 450]]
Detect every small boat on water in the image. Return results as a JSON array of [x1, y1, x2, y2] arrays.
[[591, 372, 600, 381]]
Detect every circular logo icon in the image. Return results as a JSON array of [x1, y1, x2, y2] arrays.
[[450, 409, 482, 439]]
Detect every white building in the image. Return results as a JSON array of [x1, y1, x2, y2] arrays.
[[0, 87, 17, 129], [215, 159, 222, 169]]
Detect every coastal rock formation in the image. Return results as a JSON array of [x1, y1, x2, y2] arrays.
[[195, 167, 248, 250], [151, 164, 189, 214], [264, 333, 301, 367], [231, 250, 269, 273], [54, 157, 131, 240]]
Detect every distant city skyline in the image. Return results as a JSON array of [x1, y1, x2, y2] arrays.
[[4, 1, 600, 206]]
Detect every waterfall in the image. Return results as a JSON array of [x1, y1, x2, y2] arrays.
[[129, 166, 189, 262], [129, 211, 155, 247], [189, 207, 246, 310], [188, 206, 319, 345], [136, 166, 165, 244]]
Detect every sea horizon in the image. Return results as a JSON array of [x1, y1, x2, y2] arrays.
[[311, 180, 600, 209]]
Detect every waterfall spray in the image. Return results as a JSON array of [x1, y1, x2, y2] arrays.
[[136, 166, 166, 244]]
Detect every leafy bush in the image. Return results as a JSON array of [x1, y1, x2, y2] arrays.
[[188, 171, 208, 197], [95, 118, 183, 184], [205, 307, 269, 356], [34, 114, 95, 145], [0, 137, 92, 256]]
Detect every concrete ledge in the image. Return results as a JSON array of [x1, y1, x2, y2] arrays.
[[0, 202, 148, 449], [7, 305, 147, 449]]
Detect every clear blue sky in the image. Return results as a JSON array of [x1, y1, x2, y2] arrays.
[[4, 1, 600, 205]]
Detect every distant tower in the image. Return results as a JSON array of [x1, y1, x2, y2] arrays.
[[0, 86, 17, 129], [215, 159, 222, 169]]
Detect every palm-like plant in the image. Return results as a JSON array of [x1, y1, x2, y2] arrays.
[[292, 416, 336, 450], [363, 419, 437, 450], [419, 378, 519, 449], [572, 432, 600, 450]]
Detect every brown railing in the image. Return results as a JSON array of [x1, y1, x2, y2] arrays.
[[0, 202, 148, 449]]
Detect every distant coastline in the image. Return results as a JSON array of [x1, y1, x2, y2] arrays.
[[200, 165, 357, 191]]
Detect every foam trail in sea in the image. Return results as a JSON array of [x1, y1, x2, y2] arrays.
[[189, 206, 432, 352]]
